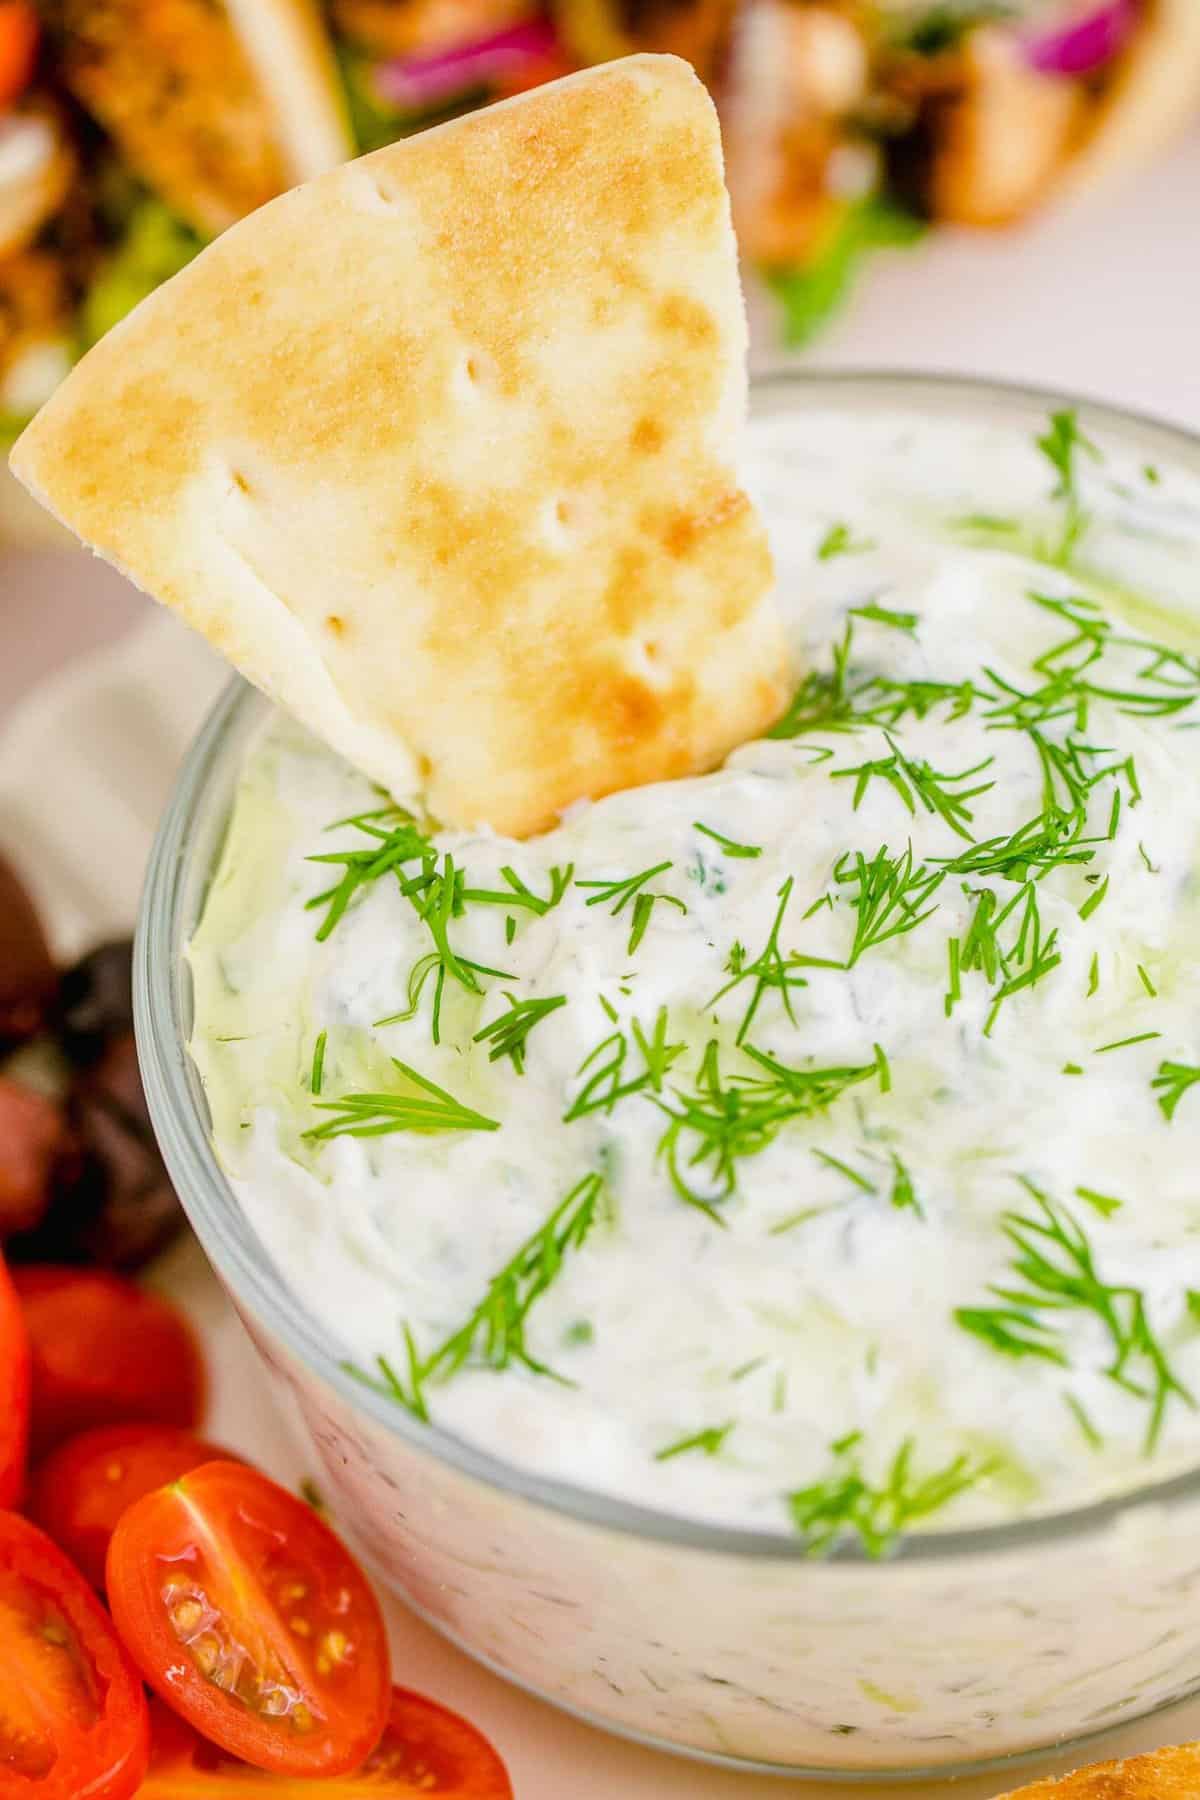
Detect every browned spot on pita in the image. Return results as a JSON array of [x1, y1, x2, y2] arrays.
[[632, 417, 666, 455]]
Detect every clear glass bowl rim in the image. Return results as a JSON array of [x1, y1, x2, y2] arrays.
[[135, 365, 1200, 1567]]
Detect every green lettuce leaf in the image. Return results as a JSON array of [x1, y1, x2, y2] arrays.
[[767, 197, 925, 349], [81, 199, 203, 348]]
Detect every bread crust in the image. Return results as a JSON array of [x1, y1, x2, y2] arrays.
[[995, 1740, 1200, 1799]]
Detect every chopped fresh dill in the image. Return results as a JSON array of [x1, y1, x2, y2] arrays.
[[936, 809, 1094, 884], [813, 1148, 876, 1194], [1078, 874, 1109, 920], [655, 1040, 889, 1219], [955, 1179, 1192, 1450], [577, 862, 687, 954], [835, 843, 944, 966], [1152, 1060, 1200, 1122], [787, 1432, 992, 1557], [709, 877, 840, 1043], [345, 1174, 607, 1419], [473, 993, 567, 1073], [849, 600, 918, 635], [945, 937, 961, 1017], [310, 1030, 327, 1096], [817, 522, 875, 560], [889, 1155, 923, 1217], [768, 623, 978, 741], [1088, 953, 1101, 997], [563, 1008, 683, 1122], [1022, 590, 1200, 724], [393, 852, 513, 1043], [694, 822, 762, 859], [1065, 1393, 1103, 1451], [944, 882, 1061, 1033], [769, 1206, 828, 1236], [654, 1421, 735, 1462], [953, 512, 1019, 537], [1075, 1186, 1123, 1217], [830, 734, 994, 841], [307, 809, 431, 940], [731, 1356, 767, 1383], [342, 1324, 430, 1422], [1095, 1031, 1161, 1055], [306, 1060, 500, 1140], [1138, 842, 1159, 873], [461, 863, 574, 916], [1035, 409, 1100, 560]]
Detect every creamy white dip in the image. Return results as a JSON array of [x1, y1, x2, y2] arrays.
[[190, 402, 1200, 1547]]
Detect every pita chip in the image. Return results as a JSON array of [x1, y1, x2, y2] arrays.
[[10, 55, 786, 837], [996, 1740, 1200, 1799]]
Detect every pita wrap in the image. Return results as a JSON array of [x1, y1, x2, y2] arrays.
[[10, 55, 785, 838], [1059, 0, 1200, 201], [996, 1740, 1200, 1798]]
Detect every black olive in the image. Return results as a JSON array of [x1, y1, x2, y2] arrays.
[[6, 1031, 185, 1270], [0, 854, 57, 1050], [56, 939, 134, 1070]]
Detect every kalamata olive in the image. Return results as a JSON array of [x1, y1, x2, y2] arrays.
[[6, 1032, 184, 1270], [56, 940, 134, 1069], [0, 853, 56, 1048], [0, 1074, 68, 1237]]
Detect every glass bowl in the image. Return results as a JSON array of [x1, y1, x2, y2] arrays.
[[135, 370, 1200, 1782]]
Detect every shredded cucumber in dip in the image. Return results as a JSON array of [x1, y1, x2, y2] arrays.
[[191, 402, 1200, 1552]]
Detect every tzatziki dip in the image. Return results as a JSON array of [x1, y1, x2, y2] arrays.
[[190, 399, 1200, 1550]]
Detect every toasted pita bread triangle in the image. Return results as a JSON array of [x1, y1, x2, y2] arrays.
[[11, 56, 785, 837], [996, 1739, 1200, 1798]]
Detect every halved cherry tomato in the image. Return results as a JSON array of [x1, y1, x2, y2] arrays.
[[106, 1462, 390, 1778], [0, 1257, 30, 1508], [0, 1, 38, 108], [138, 1689, 513, 1794], [29, 1424, 236, 1589], [13, 1266, 204, 1458], [0, 1510, 150, 1799]]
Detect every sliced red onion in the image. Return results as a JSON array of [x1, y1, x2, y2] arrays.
[[374, 19, 561, 110], [1023, 0, 1139, 77]]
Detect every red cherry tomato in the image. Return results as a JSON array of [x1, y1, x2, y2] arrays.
[[13, 1266, 204, 1458], [106, 1461, 390, 1778], [138, 1689, 513, 1794], [0, 1510, 149, 1799], [364, 1688, 512, 1797], [28, 1424, 236, 1589], [0, 1258, 30, 1508], [0, 2, 37, 110]]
